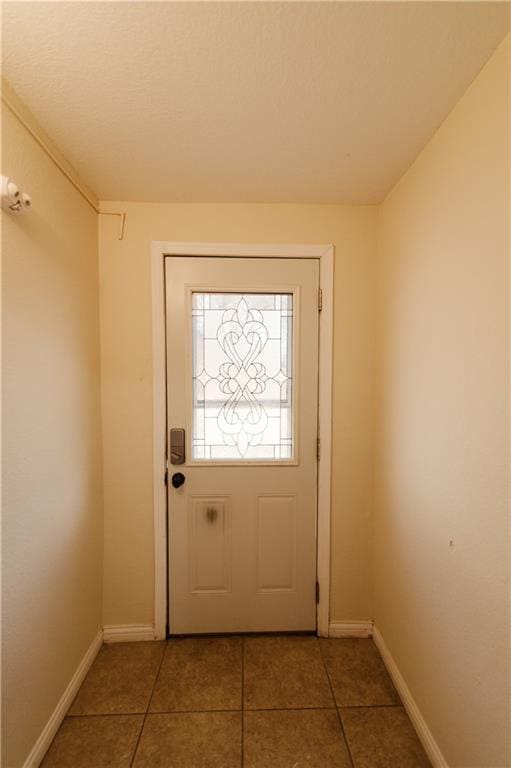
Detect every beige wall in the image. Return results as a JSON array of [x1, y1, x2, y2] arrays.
[[375, 35, 510, 768], [1, 105, 103, 767], [3, 28, 507, 768], [98, 203, 378, 626]]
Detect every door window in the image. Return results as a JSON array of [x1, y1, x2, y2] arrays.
[[191, 292, 294, 461]]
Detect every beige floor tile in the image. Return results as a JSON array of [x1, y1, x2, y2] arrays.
[[341, 706, 431, 768], [320, 639, 400, 707], [68, 641, 165, 715], [41, 715, 143, 768], [244, 636, 333, 709], [244, 708, 352, 768], [149, 636, 242, 712], [132, 712, 241, 767]]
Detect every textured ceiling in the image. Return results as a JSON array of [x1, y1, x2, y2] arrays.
[[2, 2, 510, 203]]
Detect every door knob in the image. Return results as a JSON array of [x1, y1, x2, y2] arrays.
[[171, 472, 186, 488]]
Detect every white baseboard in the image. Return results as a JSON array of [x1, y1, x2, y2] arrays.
[[102, 623, 157, 643], [328, 620, 374, 638], [22, 628, 103, 768], [373, 625, 448, 768]]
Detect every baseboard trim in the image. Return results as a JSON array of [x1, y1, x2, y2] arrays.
[[373, 625, 448, 768], [328, 620, 374, 638], [103, 623, 156, 643], [22, 628, 103, 768]]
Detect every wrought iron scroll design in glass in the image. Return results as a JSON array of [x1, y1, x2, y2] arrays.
[[191, 293, 294, 460]]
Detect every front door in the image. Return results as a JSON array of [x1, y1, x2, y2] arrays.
[[165, 256, 319, 633]]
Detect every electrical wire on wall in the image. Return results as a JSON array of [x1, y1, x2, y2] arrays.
[[1, 82, 126, 239]]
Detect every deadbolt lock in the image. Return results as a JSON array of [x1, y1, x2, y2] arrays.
[[170, 428, 185, 465]]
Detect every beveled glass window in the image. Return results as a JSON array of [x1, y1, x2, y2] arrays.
[[191, 292, 294, 461]]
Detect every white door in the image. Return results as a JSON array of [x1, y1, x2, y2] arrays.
[[165, 256, 319, 633]]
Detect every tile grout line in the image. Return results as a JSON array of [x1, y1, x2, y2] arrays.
[[66, 704, 356, 717], [318, 640, 356, 768], [128, 642, 167, 768], [65, 702, 401, 719], [339, 703, 405, 710]]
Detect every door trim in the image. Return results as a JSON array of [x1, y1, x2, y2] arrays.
[[151, 242, 334, 639]]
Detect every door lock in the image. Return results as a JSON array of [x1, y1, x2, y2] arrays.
[[171, 472, 186, 489], [170, 428, 185, 464]]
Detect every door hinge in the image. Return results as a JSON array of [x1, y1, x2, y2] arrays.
[[318, 287, 323, 312], [316, 581, 320, 603], [316, 437, 321, 461]]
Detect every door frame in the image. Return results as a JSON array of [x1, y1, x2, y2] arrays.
[[151, 242, 334, 639]]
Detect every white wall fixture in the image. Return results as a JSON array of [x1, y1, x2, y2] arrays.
[[1, 174, 31, 213], [2, 81, 127, 238]]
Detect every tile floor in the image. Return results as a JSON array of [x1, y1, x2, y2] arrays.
[[42, 635, 431, 768]]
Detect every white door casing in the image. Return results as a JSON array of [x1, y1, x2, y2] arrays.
[[151, 243, 333, 638], [166, 257, 318, 633]]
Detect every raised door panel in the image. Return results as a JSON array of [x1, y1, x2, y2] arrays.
[[257, 495, 296, 592], [188, 496, 231, 594]]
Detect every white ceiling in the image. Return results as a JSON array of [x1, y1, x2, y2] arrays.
[[2, 2, 510, 204]]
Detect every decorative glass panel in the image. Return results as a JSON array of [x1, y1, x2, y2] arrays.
[[192, 293, 294, 461]]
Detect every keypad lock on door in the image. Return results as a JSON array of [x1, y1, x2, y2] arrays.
[[170, 428, 185, 464]]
